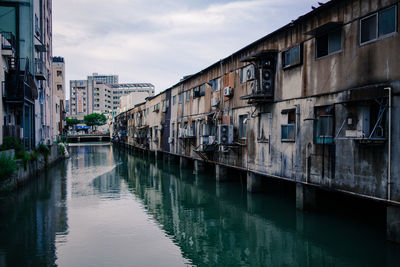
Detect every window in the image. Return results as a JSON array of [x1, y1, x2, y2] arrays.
[[282, 44, 302, 68], [186, 91, 191, 101], [360, 5, 397, 44], [57, 84, 62, 91], [281, 109, 296, 142], [200, 84, 206, 96], [173, 95, 176, 105], [210, 78, 221, 92], [178, 93, 183, 104], [315, 106, 334, 144], [57, 70, 62, 77], [193, 87, 200, 98], [239, 114, 248, 139], [316, 29, 342, 58]]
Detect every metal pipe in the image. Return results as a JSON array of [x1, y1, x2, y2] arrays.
[[384, 87, 392, 201]]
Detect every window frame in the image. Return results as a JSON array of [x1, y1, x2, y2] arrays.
[[314, 106, 335, 144], [238, 114, 248, 139], [359, 5, 397, 46], [281, 109, 296, 142], [315, 28, 343, 59], [282, 43, 303, 69]]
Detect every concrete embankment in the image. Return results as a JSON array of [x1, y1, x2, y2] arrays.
[[0, 144, 68, 194]]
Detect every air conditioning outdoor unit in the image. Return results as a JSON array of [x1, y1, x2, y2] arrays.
[[200, 136, 209, 145], [224, 87, 233, 97], [162, 106, 167, 113], [201, 124, 210, 136], [250, 81, 257, 94], [178, 128, 186, 138], [211, 97, 220, 107], [217, 125, 233, 144], [168, 137, 174, 143], [246, 65, 255, 81], [208, 135, 216, 145]]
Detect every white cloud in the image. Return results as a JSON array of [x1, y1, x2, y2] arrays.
[[53, 0, 323, 95]]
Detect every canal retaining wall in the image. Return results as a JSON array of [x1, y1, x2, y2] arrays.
[[0, 144, 67, 194]]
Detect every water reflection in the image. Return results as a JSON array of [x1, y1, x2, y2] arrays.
[[118, 148, 400, 267], [0, 144, 399, 267], [0, 161, 68, 267]]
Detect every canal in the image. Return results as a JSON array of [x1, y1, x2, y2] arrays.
[[0, 143, 399, 267]]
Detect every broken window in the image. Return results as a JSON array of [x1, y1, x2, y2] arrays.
[[282, 44, 302, 68], [281, 109, 296, 142], [315, 106, 334, 144], [316, 28, 342, 58], [239, 114, 248, 139], [193, 87, 200, 98], [360, 5, 397, 44], [210, 78, 221, 92]]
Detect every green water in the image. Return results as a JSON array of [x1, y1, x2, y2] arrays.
[[0, 144, 399, 267]]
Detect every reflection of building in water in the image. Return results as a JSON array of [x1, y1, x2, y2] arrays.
[[123, 154, 396, 267], [0, 164, 68, 266]]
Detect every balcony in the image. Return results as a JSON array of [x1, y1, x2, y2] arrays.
[[1, 32, 16, 55], [34, 59, 47, 80], [3, 58, 38, 104]]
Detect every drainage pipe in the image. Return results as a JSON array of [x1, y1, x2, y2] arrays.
[[384, 87, 392, 201]]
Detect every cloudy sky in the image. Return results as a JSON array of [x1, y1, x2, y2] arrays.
[[53, 0, 324, 96]]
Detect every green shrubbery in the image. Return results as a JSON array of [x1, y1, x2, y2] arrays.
[[37, 143, 50, 160], [0, 154, 17, 180], [0, 137, 23, 151]]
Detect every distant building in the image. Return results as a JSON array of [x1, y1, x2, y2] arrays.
[[69, 76, 154, 118], [111, 83, 154, 111], [69, 80, 93, 120], [88, 73, 118, 84], [93, 82, 112, 114], [52, 57, 66, 139]]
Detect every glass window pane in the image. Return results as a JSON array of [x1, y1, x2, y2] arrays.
[[281, 125, 287, 140], [291, 45, 300, 64], [361, 15, 377, 43], [379, 6, 396, 36], [328, 29, 342, 54]]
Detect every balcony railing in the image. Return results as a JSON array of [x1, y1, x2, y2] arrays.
[[3, 58, 37, 103], [35, 59, 47, 80]]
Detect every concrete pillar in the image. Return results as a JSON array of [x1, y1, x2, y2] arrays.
[[194, 159, 205, 174], [387, 205, 400, 243], [215, 164, 228, 182], [180, 157, 189, 169], [296, 183, 317, 210], [247, 172, 261, 193]]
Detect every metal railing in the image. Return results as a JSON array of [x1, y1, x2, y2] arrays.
[[34, 58, 47, 79]]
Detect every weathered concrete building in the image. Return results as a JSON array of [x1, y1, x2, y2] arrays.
[[0, 0, 54, 148], [114, 0, 400, 242], [51, 56, 65, 139]]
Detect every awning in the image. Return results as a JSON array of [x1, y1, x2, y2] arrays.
[[240, 50, 279, 63], [305, 22, 343, 36]]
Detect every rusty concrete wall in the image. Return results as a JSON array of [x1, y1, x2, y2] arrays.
[[114, 0, 400, 203]]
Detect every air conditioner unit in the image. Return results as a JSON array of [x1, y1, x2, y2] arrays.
[[211, 97, 220, 107], [168, 137, 174, 143], [224, 87, 233, 97], [186, 126, 196, 137], [201, 124, 210, 136], [162, 106, 167, 113], [178, 128, 186, 138], [218, 125, 233, 144], [246, 65, 255, 81], [200, 136, 209, 145], [250, 81, 257, 94], [345, 130, 365, 138], [134, 134, 138, 138], [208, 135, 216, 145]]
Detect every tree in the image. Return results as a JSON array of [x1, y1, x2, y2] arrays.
[[83, 113, 107, 131], [66, 117, 80, 127]]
